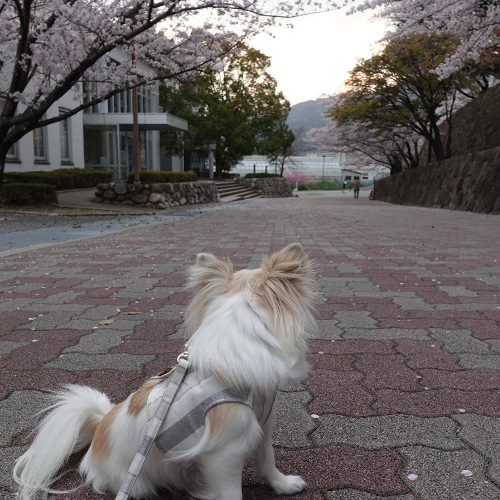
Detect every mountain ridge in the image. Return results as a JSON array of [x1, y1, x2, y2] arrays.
[[287, 97, 329, 135]]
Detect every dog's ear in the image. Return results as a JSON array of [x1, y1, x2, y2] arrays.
[[187, 253, 233, 289], [261, 243, 312, 280]]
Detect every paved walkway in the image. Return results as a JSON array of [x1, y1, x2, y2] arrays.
[[1, 194, 500, 499]]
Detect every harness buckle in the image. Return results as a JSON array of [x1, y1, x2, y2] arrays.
[[177, 346, 190, 363]]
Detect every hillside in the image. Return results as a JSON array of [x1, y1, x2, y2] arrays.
[[287, 97, 329, 134]]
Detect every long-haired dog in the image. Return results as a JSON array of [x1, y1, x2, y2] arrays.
[[13, 243, 316, 499]]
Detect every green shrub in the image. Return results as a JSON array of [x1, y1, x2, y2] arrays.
[[244, 173, 281, 178], [4, 168, 111, 189], [126, 171, 197, 184], [5, 171, 73, 189], [0, 183, 57, 205], [57, 168, 112, 187]]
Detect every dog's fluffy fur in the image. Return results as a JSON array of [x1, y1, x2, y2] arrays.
[[13, 243, 316, 500]]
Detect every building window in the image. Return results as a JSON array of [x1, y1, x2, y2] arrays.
[[33, 126, 47, 161], [6, 143, 18, 161], [107, 86, 153, 114], [83, 79, 100, 113], [59, 111, 71, 162]]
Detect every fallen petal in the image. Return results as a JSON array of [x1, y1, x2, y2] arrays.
[[461, 470, 473, 477], [407, 474, 418, 481]]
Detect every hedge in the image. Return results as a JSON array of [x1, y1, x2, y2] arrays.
[[126, 171, 197, 184], [4, 168, 112, 189], [244, 173, 281, 178], [0, 183, 57, 205]]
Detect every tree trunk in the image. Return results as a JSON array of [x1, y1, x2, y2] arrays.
[[0, 153, 6, 186], [430, 121, 446, 162], [214, 150, 224, 179]]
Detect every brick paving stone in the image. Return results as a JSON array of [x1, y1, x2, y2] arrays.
[[429, 328, 493, 354], [2, 196, 500, 499], [454, 413, 500, 486], [306, 370, 376, 416], [354, 354, 423, 391], [271, 446, 408, 497], [272, 390, 315, 449], [43, 352, 155, 372], [420, 368, 500, 390], [395, 340, 462, 370], [326, 490, 415, 500], [398, 446, 500, 499], [334, 311, 378, 329], [311, 414, 463, 451], [314, 320, 344, 340], [373, 388, 500, 417], [342, 328, 430, 341], [0, 390, 52, 446]]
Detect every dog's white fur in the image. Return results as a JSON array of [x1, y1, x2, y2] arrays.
[[13, 243, 316, 500]]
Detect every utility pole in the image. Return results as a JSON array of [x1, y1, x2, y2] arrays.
[[132, 84, 140, 183]]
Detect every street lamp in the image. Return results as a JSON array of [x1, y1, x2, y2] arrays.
[[322, 154, 326, 182]]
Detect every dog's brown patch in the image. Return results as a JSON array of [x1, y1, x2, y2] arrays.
[[206, 402, 239, 439], [91, 402, 122, 461], [127, 378, 163, 416]]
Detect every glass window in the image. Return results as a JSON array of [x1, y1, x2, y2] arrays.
[[33, 126, 47, 160], [59, 111, 71, 161], [106, 86, 152, 114], [6, 143, 18, 160], [84, 125, 118, 166]]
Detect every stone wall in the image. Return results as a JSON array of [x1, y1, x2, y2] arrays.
[[94, 181, 219, 209], [373, 84, 500, 214], [236, 177, 293, 198], [373, 146, 500, 214]]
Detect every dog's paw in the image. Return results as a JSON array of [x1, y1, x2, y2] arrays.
[[270, 474, 307, 495]]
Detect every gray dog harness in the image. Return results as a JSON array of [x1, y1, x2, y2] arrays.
[[148, 370, 253, 457], [116, 350, 274, 499]]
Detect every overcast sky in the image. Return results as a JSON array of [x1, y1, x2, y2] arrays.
[[252, 9, 387, 105]]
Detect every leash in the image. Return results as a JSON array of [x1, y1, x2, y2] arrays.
[[115, 349, 190, 500]]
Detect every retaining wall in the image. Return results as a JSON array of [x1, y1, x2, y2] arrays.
[[373, 146, 500, 214], [94, 181, 220, 209], [236, 177, 293, 198]]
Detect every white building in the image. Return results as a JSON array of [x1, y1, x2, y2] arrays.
[[2, 93, 85, 174], [233, 155, 389, 184], [341, 167, 389, 183], [2, 49, 187, 181], [233, 154, 347, 179]]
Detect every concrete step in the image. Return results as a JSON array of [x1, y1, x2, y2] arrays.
[[214, 180, 261, 202]]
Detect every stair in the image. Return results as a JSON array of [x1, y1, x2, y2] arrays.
[[214, 180, 261, 203]]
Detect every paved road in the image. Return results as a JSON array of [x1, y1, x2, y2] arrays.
[[0, 212, 208, 254], [1, 194, 500, 499]]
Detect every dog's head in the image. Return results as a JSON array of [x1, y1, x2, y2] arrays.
[[184, 243, 316, 359]]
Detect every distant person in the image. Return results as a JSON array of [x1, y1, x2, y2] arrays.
[[353, 180, 360, 198], [342, 181, 346, 192]]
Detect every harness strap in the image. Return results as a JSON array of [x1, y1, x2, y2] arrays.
[[115, 351, 190, 500]]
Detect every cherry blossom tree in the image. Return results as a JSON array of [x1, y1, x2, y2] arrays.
[[283, 169, 308, 188], [307, 119, 420, 174], [0, 0, 326, 184], [309, 33, 480, 174], [340, 0, 500, 78]]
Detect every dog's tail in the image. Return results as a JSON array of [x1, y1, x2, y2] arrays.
[[13, 384, 112, 500]]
